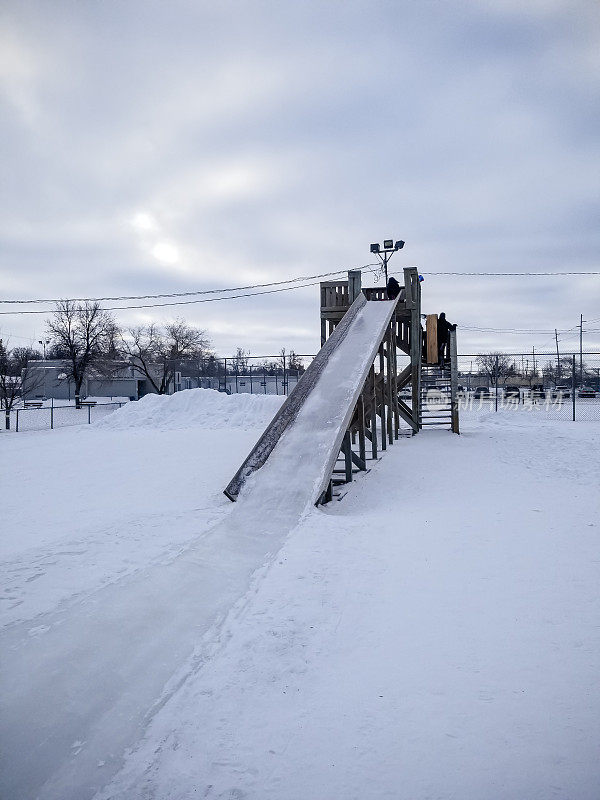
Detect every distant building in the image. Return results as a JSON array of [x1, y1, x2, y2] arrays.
[[22, 360, 303, 402], [21, 361, 156, 402]]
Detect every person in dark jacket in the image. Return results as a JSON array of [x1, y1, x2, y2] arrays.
[[386, 276, 405, 301], [437, 312, 456, 363]]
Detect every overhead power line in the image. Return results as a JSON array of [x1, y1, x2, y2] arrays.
[[0, 265, 380, 306], [461, 325, 600, 334], [0, 279, 331, 316], [0, 266, 598, 320], [0, 268, 597, 308], [426, 271, 600, 276]]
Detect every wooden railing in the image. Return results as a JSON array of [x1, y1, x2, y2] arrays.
[[362, 287, 387, 301], [320, 281, 409, 311], [320, 281, 349, 312]]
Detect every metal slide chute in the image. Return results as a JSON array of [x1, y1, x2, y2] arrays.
[[224, 292, 399, 505]]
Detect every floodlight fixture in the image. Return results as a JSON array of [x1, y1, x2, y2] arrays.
[[369, 236, 406, 284]]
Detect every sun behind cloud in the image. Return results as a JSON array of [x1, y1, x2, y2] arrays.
[[151, 241, 179, 265]]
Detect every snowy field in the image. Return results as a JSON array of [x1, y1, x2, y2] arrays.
[[1, 389, 599, 799]]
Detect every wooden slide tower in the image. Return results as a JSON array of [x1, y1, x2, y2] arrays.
[[318, 267, 459, 502]]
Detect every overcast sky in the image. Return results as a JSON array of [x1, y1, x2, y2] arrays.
[[1, 0, 599, 357]]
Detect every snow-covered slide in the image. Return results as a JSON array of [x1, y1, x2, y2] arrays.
[[225, 292, 398, 507]]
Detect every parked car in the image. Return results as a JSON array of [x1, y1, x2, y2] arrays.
[[555, 385, 571, 399], [504, 385, 521, 400], [530, 385, 546, 402], [473, 386, 490, 399], [578, 386, 597, 398]]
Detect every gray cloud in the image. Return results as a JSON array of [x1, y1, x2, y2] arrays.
[[1, 0, 599, 355]]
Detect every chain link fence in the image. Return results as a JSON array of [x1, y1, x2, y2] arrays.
[[4, 401, 124, 433], [456, 352, 600, 421], [176, 354, 315, 396], [4, 350, 598, 434]]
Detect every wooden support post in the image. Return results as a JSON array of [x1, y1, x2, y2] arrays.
[[350, 449, 366, 471], [321, 318, 327, 347], [369, 364, 378, 459], [386, 328, 394, 445], [378, 344, 387, 451], [449, 328, 460, 434], [320, 480, 333, 504], [348, 269, 362, 303], [404, 267, 422, 433], [397, 363, 412, 390], [357, 394, 366, 466], [391, 321, 399, 439], [397, 398, 419, 432], [342, 430, 353, 482]]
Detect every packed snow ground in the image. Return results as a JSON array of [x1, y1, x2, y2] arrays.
[[1, 390, 599, 799]]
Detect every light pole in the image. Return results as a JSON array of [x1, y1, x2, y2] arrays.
[[370, 239, 405, 285], [579, 314, 585, 387], [38, 338, 50, 359]]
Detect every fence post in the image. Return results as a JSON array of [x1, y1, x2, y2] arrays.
[[449, 329, 459, 434], [5, 410, 10, 430], [51, 405, 54, 429], [16, 409, 19, 432], [249, 364, 253, 394], [494, 355, 499, 412], [88, 405, 91, 424], [572, 354, 576, 421]]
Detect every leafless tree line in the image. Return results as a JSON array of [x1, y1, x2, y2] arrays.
[[1, 302, 213, 410], [1, 301, 306, 414], [474, 352, 596, 386], [0, 341, 44, 425]]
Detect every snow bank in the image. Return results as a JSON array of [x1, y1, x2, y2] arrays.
[[94, 388, 284, 431]]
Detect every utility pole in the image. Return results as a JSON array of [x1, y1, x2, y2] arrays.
[[555, 329, 560, 382], [532, 346, 536, 380], [579, 313, 583, 387]]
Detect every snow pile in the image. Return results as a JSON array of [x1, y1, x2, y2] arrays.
[[94, 388, 284, 431]]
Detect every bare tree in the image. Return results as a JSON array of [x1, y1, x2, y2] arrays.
[[11, 346, 43, 371], [232, 347, 250, 373], [0, 341, 43, 428], [288, 349, 305, 374], [121, 319, 211, 394], [279, 347, 287, 372], [476, 353, 516, 383], [46, 301, 118, 405]]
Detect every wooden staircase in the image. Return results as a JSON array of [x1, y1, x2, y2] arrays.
[[420, 362, 454, 429]]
